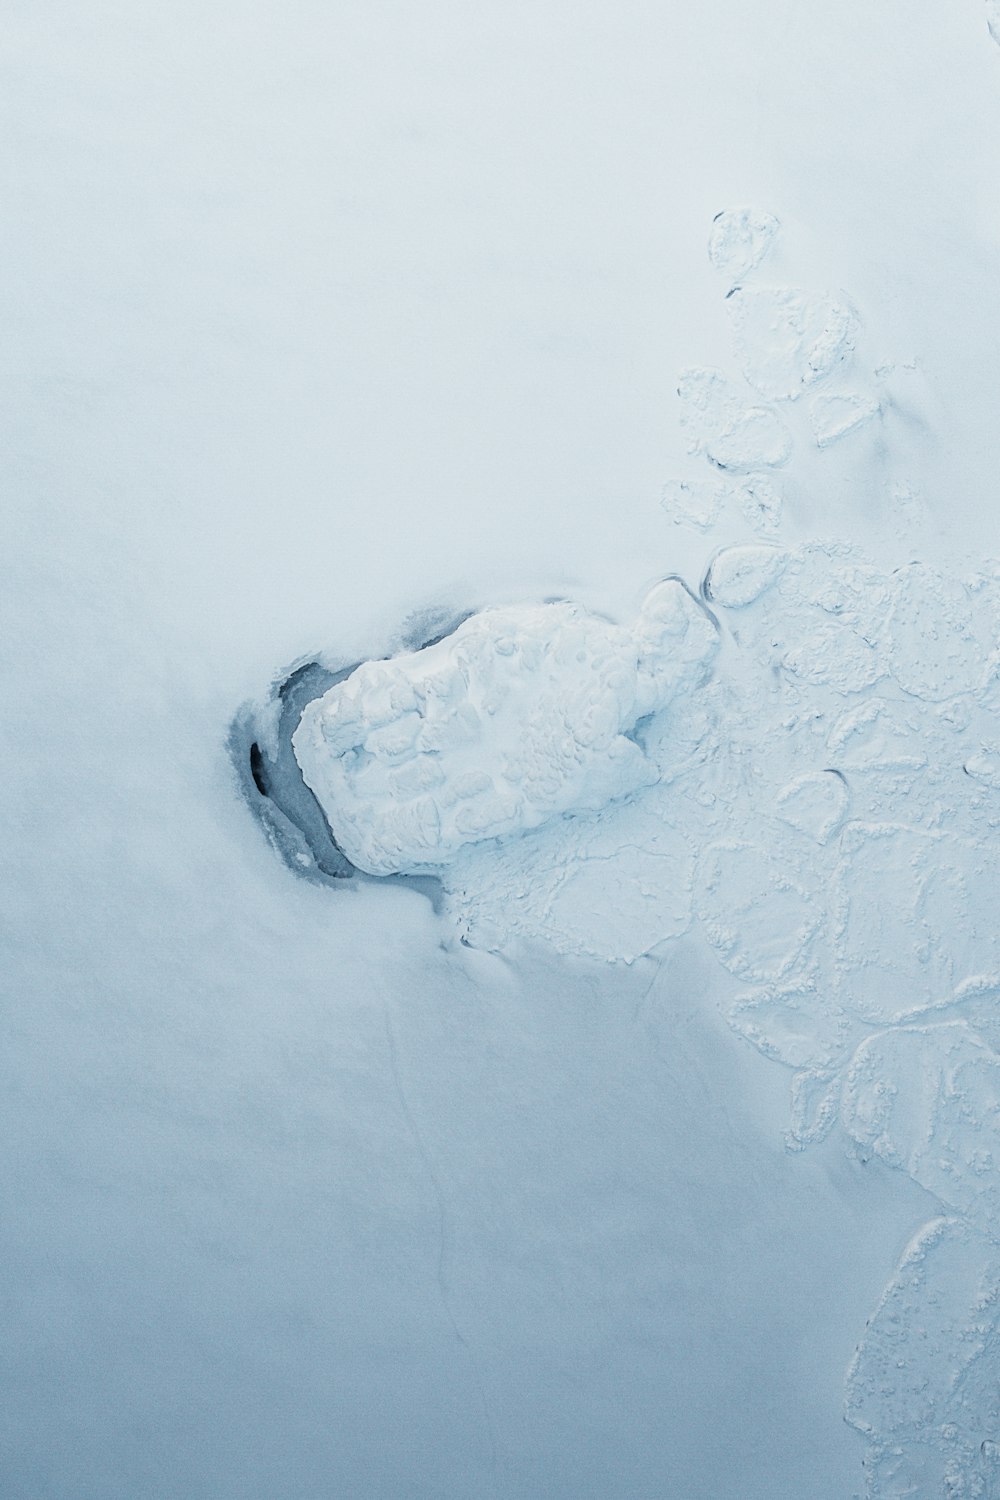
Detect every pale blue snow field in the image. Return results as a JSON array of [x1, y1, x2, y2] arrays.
[[5, 4, 1000, 1498]]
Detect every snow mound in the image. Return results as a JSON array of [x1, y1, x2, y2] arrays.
[[292, 582, 718, 877]]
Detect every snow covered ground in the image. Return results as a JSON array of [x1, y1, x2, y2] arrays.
[[5, 3, 1000, 1497]]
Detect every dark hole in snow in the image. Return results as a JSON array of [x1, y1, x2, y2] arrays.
[[249, 742, 267, 796]]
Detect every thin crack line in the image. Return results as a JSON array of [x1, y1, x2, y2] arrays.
[[383, 1003, 500, 1488]]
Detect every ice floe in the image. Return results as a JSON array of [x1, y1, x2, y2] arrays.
[[291, 582, 718, 877], [808, 391, 879, 448], [677, 366, 792, 472], [661, 476, 784, 535], [726, 285, 858, 401], [846, 1217, 1000, 1500], [707, 207, 780, 286], [702, 543, 787, 607]]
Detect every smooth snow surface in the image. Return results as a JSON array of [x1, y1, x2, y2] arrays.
[[7, 4, 1000, 1499]]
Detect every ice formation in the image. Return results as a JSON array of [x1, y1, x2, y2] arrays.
[[246, 208, 1000, 1496], [292, 583, 718, 876], [808, 391, 879, 447], [677, 366, 792, 472], [661, 475, 783, 534], [846, 1217, 1000, 1499], [726, 285, 857, 400], [706, 206, 779, 285]]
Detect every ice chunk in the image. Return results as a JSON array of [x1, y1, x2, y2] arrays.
[[782, 620, 884, 694], [707, 207, 780, 285], [833, 824, 979, 1024], [661, 476, 784, 535], [678, 367, 792, 472], [292, 585, 718, 876], [703, 543, 788, 607], [736, 476, 783, 534], [965, 745, 1000, 788], [842, 1023, 1000, 1237], [660, 477, 725, 530], [726, 286, 858, 400], [696, 840, 824, 984], [886, 563, 984, 702], [774, 769, 849, 843], [728, 987, 853, 1073], [827, 698, 928, 773], [808, 391, 879, 447]]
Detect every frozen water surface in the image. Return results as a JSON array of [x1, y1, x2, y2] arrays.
[[7, 3, 1000, 1498]]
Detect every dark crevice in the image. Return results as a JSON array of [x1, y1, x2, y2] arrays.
[[249, 742, 268, 796]]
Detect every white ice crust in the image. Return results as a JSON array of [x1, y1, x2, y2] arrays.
[[292, 582, 718, 876]]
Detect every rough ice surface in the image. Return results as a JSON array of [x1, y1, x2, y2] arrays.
[[292, 584, 718, 876], [990, 0, 1000, 46]]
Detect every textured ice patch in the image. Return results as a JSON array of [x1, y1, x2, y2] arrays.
[[832, 825, 1000, 1024], [736, 476, 784, 533], [843, 1024, 1000, 1237], [696, 840, 824, 985], [782, 620, 884, 694], [678, 367, 792, 472], [989, 0, 1000, 45], [827, 698, 928, 774], [886, 563, 986, 702], [703, 543, 788, 608], [965, 745, 1000, 787], [729, 986, 852, 1075], [444, 798, 697, 963], [707, 207, 779, 285], [808, 391, 879, 448], [846, 1216, 1000, 1500], [774, 770, 850, 844], [660, 476, 784, 535], [660, 477, 726, 530], [728, 986, 855, 1148], [292, 583, 718, 877], [726, 286, 858, 401]]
